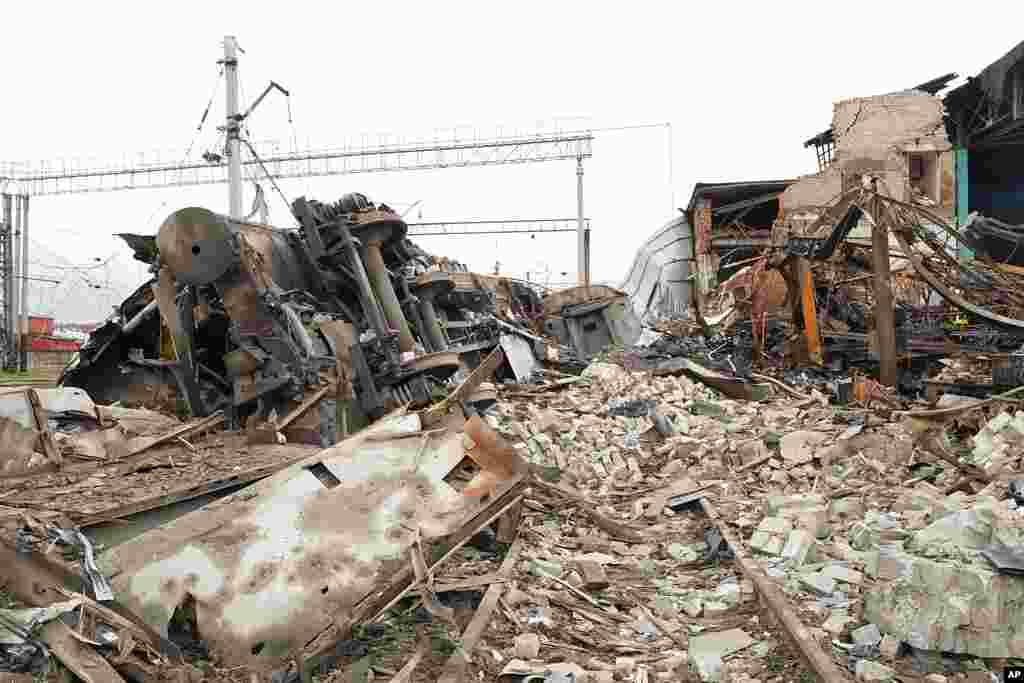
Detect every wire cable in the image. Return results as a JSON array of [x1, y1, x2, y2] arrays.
[[241, 138, 293, 219]]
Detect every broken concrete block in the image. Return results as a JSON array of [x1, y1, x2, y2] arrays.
[[738, 439, 768, 466], [530, 558, 564, 578], [849, 522, 879, 551], [855, 660, 896, 682], [703, 601, 731, 617], [911, 503, 998, 553], [680, 597, 704, 618], [548, 662, 588, 682], [615, 657, 637, 677], [799, 572, 836, 596], [577, 559, 610, 590], [688, 629, 755, 682], [821, 564, 864, 585], [780, 430, 830, 464], [781, 529, 816, 567], [504, 587, 531, 607], [822, 610, 855, 636], [829, 496, 865, 521], [866, 550, 1024, 657], [879, 634, 900, 659], [714, 580, 741, 606], [852, 623, 882, 646], [750, 517, 793, 556], [764, 493, 826, 516], [514, 633, 541, 659], [792, 506, 831, 539], [690, 654, 723, 682], [667, 542, 700, 562]]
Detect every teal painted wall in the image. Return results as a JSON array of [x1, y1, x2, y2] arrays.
[[956, 147, 973, 260]]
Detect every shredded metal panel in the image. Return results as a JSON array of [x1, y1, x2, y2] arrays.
[[620, 215, 693, 323]]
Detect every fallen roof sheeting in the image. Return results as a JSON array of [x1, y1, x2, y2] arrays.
[[98, 405, 522, 673], [620, 215, 693, 324]]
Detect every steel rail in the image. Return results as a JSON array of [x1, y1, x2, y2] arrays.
[[700, 497, 848, 683]]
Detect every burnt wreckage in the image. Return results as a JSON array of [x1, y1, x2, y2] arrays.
[[61, 193, 543, 443]]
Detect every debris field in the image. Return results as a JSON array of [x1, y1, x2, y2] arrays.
[[3, 36, 1024, 683]]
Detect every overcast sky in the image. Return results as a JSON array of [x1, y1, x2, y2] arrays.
[[2, 1, 1021, 323]]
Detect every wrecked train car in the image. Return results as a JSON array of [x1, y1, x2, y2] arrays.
[[62, 193, 544, 443]]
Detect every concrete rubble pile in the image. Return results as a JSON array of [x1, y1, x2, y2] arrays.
[[8, 328, 1024, 681], [5, 38, 1024, 683]]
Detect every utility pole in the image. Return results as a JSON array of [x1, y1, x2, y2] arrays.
[[1, 195, 11, 368], [872, 193, 898, 386], [12, 196, 20, 367], [576, 155, 587, 287], [20, 195, 29, 370], [223, 36, 243, 220]]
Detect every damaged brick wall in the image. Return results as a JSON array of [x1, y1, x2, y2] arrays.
[[780, 90, 954, 234]]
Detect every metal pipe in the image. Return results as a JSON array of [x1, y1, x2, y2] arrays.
[[122, 299, 160, 335], [397, 276, 431, 351], [699, 497, 847, 683], [363, 240, 415, 353], [332, 220, 389, 340], [418, 298, 447, 351]]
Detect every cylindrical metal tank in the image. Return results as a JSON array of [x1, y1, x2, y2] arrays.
[[156, 207, 311, 292]]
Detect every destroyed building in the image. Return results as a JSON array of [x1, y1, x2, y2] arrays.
[[10, 36, 1024, 683], [621, 180, 793, 325]]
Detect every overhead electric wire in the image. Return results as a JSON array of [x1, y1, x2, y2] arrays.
[[184, 65, 225, 162], [144, 66, 225, 227], [241, 138, 293, 218]]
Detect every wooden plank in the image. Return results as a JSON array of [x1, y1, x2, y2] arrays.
[[0, 540, 183, 663], [249, 384, 332, 444], [433, 572, 508, 593], [577, 559, 609, 591], [496, 500, 522, 544], [386, 637, 429, 683], [297, 478, 526, 674], [120, 412, 225, 459], [422, 348, 504, 428], [76, 456, 311, 528], [39, 619, 127, 683], [437, 536, 525, 683], [367, 488, 526, 622]]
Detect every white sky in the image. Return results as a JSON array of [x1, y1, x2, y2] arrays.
[[2, 1, 1021, 323]]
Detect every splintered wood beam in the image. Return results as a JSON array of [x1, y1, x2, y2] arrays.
[[437, 535, 525, 683], [872, 196, 898, 386]]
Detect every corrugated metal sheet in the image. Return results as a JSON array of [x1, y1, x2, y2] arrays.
[[620, 215, 693, 323]]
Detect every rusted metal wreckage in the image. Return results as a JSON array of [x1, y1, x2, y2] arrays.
[[0, 191, 636, 679], [61, 193, 547, 442]]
